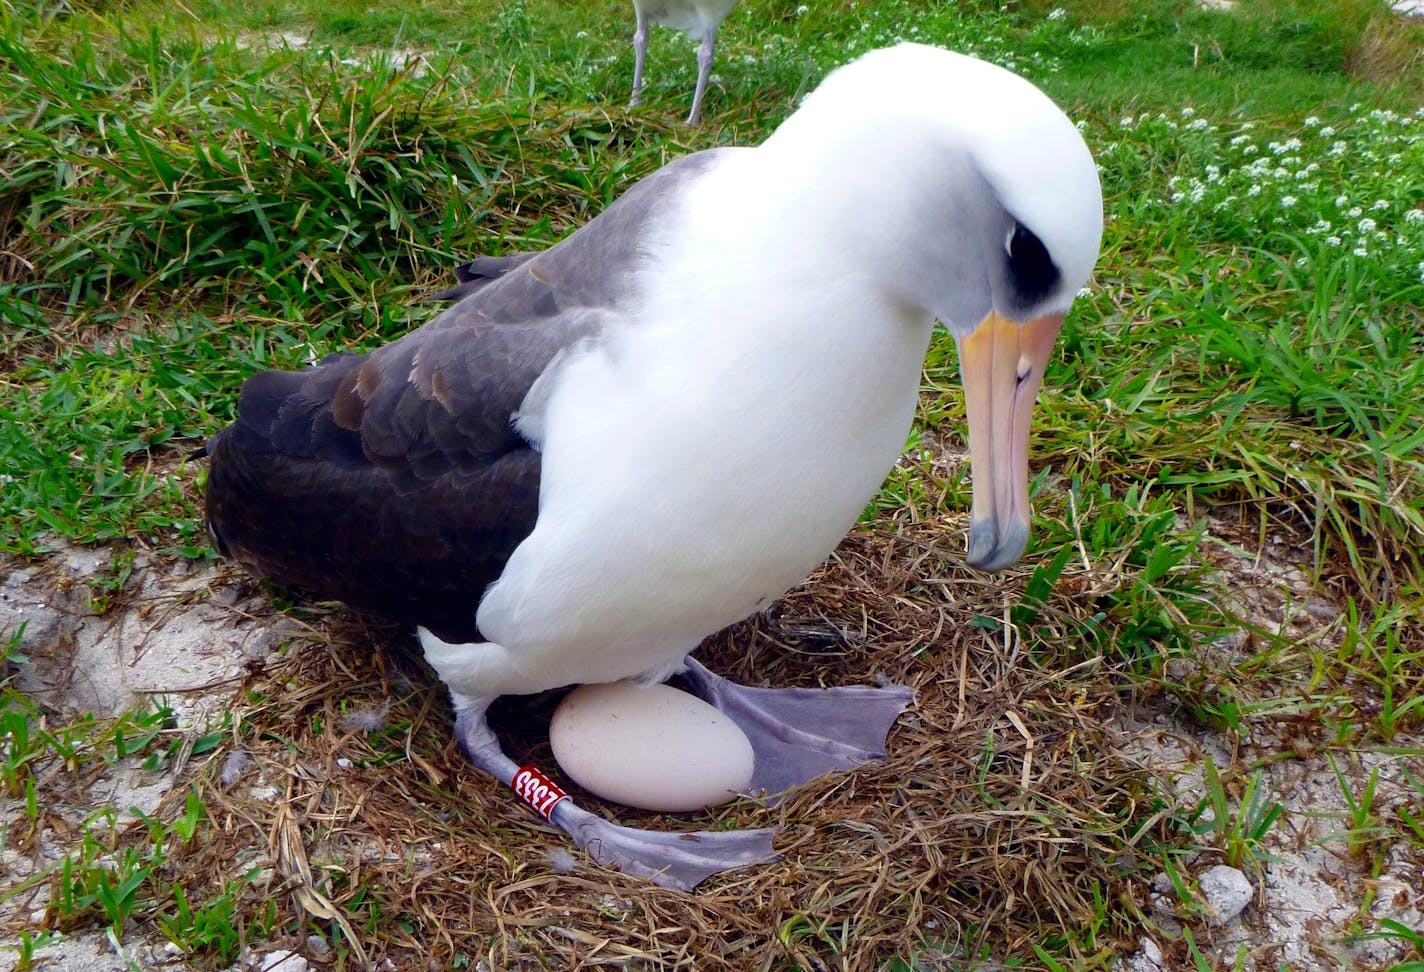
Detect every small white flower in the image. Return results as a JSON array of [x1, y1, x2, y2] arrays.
[[1120, 114, 1135, 127], [1303, 116, 1320, 126], [1076, 287, 1092, 298], [796, 3, 809, 12], [1242, 144, 1258, 156], [1048, 6, 1067, 19], [1312, 219, 1332, 232], [1281, 195, 1297, 207], [1325, 235, 1342, 246], [1405, 209, 1424, 224], [1330, 141, 1347, 156], [1354, 246, 1369, 257], [1335, 195, 1350, 208], [1248, 184, 1262, 197], [1319, 126, 1335, 137], [1189, 118, 1209, 131], [1347, 206, 1364, 218], [1181, 106, 1196, 118], [1372, 199, 1389, 211], [575, 30, 588, 38], [1230, 134, 1250, 146]]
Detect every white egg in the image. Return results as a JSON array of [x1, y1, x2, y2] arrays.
[[550, 682, 755, 813]]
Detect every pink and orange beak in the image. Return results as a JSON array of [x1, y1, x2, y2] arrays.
[[955, 310, 1064, 571]]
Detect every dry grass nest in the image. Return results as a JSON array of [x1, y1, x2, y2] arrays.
[[140, 520, 1174, 970]]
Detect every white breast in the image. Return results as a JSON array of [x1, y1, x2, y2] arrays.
[[475, 152, 936, 693]]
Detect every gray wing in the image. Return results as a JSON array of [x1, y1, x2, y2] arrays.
[[205, 148, 732, 643]]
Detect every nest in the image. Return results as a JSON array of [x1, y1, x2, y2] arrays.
[[143, 519, 1164, 970]]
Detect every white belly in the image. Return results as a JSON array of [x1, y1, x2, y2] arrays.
[[634, 0, 736, 38], [474, 291, 933, 695]]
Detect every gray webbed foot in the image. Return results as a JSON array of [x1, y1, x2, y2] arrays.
[[453, 708, 777, 891], [679, 657, 914, 802], [553, 800, 777, 890]]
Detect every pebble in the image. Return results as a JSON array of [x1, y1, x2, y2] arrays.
[[1123, 936, 1166, 972], [257, 950, 309, 972], [1198, 864, 1253, 925]]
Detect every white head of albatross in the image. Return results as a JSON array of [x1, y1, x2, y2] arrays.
[[758, 42, 1103, 571], [204, 43, 1103, 891]]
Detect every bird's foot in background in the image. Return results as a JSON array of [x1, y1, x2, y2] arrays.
[[678, 657, 914, 802]]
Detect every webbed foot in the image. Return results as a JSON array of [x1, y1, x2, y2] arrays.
[[679, 657, 914, 801]]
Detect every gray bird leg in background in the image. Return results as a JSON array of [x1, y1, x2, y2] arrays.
[[629, 5, 650, 108], [687, 30, 716, 125], [453, 704, 778, 891]]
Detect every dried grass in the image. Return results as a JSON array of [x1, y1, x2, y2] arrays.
[[145, 519, 1166, 970], [1347, 12, 1424, 88]]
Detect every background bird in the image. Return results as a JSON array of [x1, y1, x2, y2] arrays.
[[205, 43, 1103, 890], [629, 0, 738, 123]]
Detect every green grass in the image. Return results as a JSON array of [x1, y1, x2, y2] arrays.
[[3, 0, 1424, 967]]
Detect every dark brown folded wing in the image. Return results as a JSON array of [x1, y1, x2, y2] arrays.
[[205, 149, 730, 643]]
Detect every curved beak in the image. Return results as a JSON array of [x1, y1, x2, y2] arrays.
[[955, 310, 1064, 571]]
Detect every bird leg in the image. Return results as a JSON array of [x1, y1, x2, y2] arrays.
[[686, 31, 717, 125], [677, 657, 914, 803], [452, 704, 778, 891], [629, 6, 650, 108]]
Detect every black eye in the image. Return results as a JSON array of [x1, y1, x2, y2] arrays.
[[1006, 223, 1059, 305]]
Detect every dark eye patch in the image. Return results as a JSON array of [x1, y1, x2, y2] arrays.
[[1007, 223, 1059, 305]]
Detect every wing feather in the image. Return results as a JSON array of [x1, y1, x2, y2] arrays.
[[205, 149, 731, 642]]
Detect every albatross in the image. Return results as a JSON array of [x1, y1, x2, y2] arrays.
[[205, 43, 1103, 891], [628, 0, 738, 123]]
